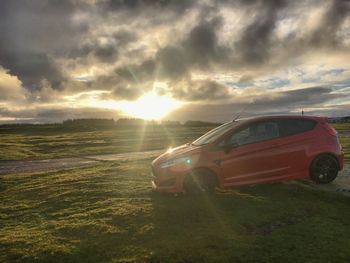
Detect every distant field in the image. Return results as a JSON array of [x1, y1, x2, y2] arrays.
[[1, 159, 350, 262], [333, 123, 350, 160], [0, 123, 349, 161], [0, 125, 214, 161]]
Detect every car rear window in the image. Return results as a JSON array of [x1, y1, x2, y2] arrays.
[[277, 118, 317, 137]]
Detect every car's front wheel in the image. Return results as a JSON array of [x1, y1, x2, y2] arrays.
[[183, 169, 217, 195], [310, 154, 339, 184]]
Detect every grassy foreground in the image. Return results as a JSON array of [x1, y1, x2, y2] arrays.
[[1, 159, 350, 262]]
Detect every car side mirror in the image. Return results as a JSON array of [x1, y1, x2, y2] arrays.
[[223, 143, 238, 153]]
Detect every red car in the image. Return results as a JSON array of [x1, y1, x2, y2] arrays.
[[151, 115, 344, 194]]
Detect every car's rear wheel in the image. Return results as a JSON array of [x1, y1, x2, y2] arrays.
[[183, 169, 217, 195], [310, 154, 339, 184]]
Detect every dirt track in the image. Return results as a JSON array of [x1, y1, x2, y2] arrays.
[[0, 149, 163, 175]]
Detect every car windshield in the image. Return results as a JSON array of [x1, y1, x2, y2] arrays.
[[192, 121, 239, 146]]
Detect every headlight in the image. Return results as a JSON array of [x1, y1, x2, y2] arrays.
[[160, 156, 193, 169]]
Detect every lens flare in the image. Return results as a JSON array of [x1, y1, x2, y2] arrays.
[[118, 92, 182, 120]]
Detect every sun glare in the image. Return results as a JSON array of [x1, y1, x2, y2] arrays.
[[118, 92, 182, 120], [78, 91, 183, 120]]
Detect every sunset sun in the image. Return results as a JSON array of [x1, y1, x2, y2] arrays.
[[81, 91, 183, 120], [118, 92, 183, 120]]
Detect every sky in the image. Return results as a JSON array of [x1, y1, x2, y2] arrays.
[[0, 0, 350, 123]]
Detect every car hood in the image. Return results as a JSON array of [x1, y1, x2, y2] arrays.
[[152, 143, 203, 165]]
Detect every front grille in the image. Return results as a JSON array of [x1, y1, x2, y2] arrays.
[[159, 178, 176, 187]]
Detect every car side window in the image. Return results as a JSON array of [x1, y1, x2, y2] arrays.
[[226, 121, 280, 146], [277, 119, 316, 137]]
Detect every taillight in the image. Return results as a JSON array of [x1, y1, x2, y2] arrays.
[[322, 122, 338, 137]]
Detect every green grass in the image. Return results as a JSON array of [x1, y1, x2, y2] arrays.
[[340, 137, 350, 160], [1, 159, 350, 262], [1, 123, 350, 262], [333, 123, 350, 160], [0, 125, 214, 161]]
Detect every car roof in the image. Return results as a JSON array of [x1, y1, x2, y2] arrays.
[[208, 115, 326, 146], [234, 115, 327, 125]]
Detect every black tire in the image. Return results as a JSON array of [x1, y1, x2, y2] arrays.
[[310, 154, 339, 184], [183, 169, 217, 195]]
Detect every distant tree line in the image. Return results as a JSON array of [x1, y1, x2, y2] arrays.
[[328, 116, 350, 123], [63, 118, 115, 127], [183, 120, 222, 127], [60, 118, 221, 127], [2, 116, 350, 128]]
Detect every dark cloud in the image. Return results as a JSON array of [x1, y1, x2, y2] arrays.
[[172, 79, 231, 101], [105, 0, 197, 13], [105, 0, 287, 91], [168, 86, 347, 122], [115, 59, 156, 83], [94, 45, 119, 63], [309, 0, 350, 47], [107, 85, 143, 100], [112, 30, 138, 46], [60, 29, 136, 62], [234, 0, 287, 65], [238, 75, 254, 83], [113, 14, 224, 83], [278, 87, 334, 104], [184, 16, 223, 64], [0, 0, 89, 90], [250, 87, 337, 109], [156, 47, 188, 80], [110, 14, 226, 94], [96, 75, 145, 100], [0, 52, 64, 90]]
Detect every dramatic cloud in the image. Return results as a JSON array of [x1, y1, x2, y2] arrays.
[[0, 0, 350, 123], [0, 0, 90, 90], [309, 0, 350, 47], [171, 79, 232, 101], [168, 86, 350, 122], [234, 0, 288, 65], [0, 67, 28, 103]]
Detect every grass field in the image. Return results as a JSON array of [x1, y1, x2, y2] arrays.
[[333, 123, 350, 160], [0, 125, 214, 161], [1, 159, 350, 262], [1, 123, 350, 262]]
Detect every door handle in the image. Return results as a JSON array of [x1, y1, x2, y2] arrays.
[[213, 159, 221, 166]]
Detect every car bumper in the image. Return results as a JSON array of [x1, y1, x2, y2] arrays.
[[151, 168, 184, 193], [151, 180, 181, 193]]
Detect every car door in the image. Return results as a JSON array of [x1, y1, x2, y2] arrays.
[[217, 120, 290, 186], [274, 118, 318, 177]]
